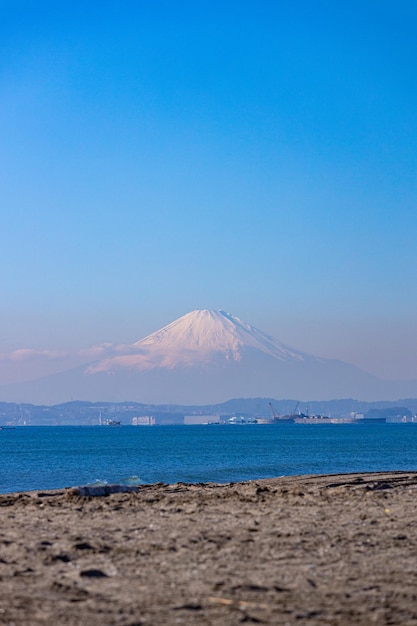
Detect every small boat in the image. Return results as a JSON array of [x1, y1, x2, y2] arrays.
[[106, 419, 121, 427]]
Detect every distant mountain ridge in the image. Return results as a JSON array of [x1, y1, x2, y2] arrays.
[[1, 309, 417, 404], [2, 397, 417, 426]]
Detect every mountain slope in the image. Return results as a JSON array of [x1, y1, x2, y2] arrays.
[[1, 309, 417, 404], [86, 309, 315, 374]]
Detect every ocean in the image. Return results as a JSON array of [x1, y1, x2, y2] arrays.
[[1, 423, 417, 494]]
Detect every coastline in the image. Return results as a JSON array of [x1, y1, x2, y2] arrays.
[[1, 471, 417, 625]]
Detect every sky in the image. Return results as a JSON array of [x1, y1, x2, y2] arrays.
[[1, 0, 417, 384]]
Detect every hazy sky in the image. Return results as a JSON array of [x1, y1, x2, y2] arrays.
[[1, 0, 417, 382]]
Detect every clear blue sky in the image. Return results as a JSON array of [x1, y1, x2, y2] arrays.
[[1, 0, 416, 380]]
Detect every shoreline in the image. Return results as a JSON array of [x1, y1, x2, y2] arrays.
[[1, 471, 417, 625], [2, 467, 415, 497]]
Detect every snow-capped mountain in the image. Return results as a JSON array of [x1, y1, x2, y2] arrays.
[[86, 309, 314, 374], [1, 309, 417, 404]]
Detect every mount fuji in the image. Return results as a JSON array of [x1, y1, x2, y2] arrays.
[[1, 309, 417, 404], [86, 309, 315, 374]]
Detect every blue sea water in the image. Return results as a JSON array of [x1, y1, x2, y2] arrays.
[[1, 423, 417, 494]]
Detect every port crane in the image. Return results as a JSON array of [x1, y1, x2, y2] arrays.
[[269, 402, 280, 420], [269, 401, 298, 423]]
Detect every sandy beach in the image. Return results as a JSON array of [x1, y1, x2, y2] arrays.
[[1, 472, 417, 625]]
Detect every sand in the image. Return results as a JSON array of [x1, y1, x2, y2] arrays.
[[1, 472, 417, 625]]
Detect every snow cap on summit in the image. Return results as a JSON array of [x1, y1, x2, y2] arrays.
[[132, 309, 305, 360], [134, 309, 248, 352], [88, 309, 306, 373], [86, 309, 309, 375]]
